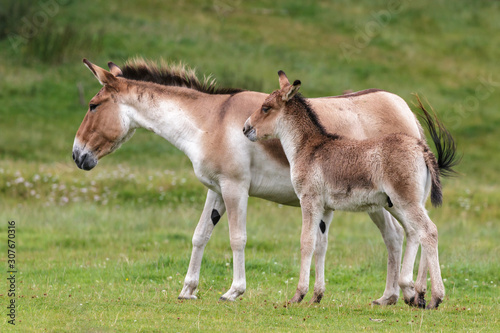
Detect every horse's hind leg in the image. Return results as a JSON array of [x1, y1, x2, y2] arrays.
[[179, 190, 226, 299], [310, 210, 334, 303], [368, 209, 403, 306]]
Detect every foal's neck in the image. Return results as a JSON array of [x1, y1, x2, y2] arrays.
[[279, 96, 340, 162]]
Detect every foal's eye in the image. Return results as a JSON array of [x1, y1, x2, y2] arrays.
[[89, 104, 99, 112], [262, 106, 270, 113]]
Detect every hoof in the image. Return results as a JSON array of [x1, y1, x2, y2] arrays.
[[426, 298, 442, 310], [372, 294, 398, 306], [404, 296, 415, 307], [289, 293, 305, 304], [310, 293, 323, 304], [219, 296, 231, 302], [415, 292, 426, 309]]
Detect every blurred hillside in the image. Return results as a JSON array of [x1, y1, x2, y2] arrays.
[[0, 0, 499, 185]]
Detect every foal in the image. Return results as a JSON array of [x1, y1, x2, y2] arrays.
[[243, 72, 458, 309]]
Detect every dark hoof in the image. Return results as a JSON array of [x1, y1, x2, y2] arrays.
[[219, 296, 228, 301], [404, 296, 415, 306], [426, 299, 442, 310], [416, 293, 426, 309], [289, 294, 305, 304], [310, 293, 323, 304]]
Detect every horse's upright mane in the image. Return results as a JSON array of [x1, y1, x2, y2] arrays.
[[120, 58, 244, 95]]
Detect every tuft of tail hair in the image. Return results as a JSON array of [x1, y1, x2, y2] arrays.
[[416, 95, 461, 207]]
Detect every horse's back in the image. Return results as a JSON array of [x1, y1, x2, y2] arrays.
[[310, 90, 422, 140]]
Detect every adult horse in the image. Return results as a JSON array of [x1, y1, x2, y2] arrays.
[[73, 58, 424, 304]]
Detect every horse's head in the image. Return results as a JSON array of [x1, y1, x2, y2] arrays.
[[73, 59, 136, 170], [243, 70, 301, 142]]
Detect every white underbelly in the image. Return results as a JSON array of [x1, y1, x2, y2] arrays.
[[324, 190, 388, 212], [248, 164, 300, 207]]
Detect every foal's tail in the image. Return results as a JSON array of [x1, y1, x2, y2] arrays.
[[416, 96, 461, 207]]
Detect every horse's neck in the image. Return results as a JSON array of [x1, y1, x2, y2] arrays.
[[126, 87, 217, 162]]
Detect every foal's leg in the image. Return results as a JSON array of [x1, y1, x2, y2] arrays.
[[416, 211, 444, 309], [310, 210, 334, 303], [414, 247, 428, 308], [179, 190, 226, 299], [290, 198, 323, 303], [391, 205, 445, 309], [413, 174, 432, 308], [219, 181, 249, 301], [387, 208, 419, 305], [368, 209, 404, 306]]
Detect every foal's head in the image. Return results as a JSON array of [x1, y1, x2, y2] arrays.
[[243, 71, 301, 142], [73, 59, 136, 170]]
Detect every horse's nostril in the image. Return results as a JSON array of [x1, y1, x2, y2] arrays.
[[72, 151, 76, 161], [243, 124, 251, 135]]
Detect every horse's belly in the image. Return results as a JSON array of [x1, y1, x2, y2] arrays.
[[248, 165, 300, 206]]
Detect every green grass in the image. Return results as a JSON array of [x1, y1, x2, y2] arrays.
[[1, 0, 499, 331]]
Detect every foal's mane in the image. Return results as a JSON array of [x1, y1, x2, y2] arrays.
[[120, 58, 244, 95], [293, 94, 341, 141]]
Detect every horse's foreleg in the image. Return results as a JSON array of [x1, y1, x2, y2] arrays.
[[290, 198, 322, 303], [368, 209, 404, 306], [179, 190, 226, 299], [310, 210, 334, 304], [219, 182, 249, 301]]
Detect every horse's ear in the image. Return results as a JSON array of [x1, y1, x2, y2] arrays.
[[83, 59, 117, 86], [282, 79, 301, 101], [278, 70, 291, 89], [108, 61, 123, 77]]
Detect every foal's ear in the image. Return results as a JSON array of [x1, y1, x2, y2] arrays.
[[108, 61, 123, 77], [278, 70, 291, 89], [83, 59, 118, 86], [282, 79, 301, 101]]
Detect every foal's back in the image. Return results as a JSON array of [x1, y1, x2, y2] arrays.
[[300, 132, 429, 212]]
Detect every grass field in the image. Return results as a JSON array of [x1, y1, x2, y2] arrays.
[[1, 0, 499, 331]]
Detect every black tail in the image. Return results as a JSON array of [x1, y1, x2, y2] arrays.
[[416, 96, 461, 207], [416, 96, 461, 178]]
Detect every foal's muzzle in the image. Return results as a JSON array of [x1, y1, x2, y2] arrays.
[[72, 148, 98, 171], [243, 120, 257, 142]]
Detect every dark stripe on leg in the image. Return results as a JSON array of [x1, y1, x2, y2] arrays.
[[211, 209, 221, 226]]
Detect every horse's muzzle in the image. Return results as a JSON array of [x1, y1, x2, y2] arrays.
[[73, 148, 98, 171], [243, 121, 257, 142]]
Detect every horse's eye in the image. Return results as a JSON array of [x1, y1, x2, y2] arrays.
[[89, 104, 99, 112], [262, 106, 270, 113]]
